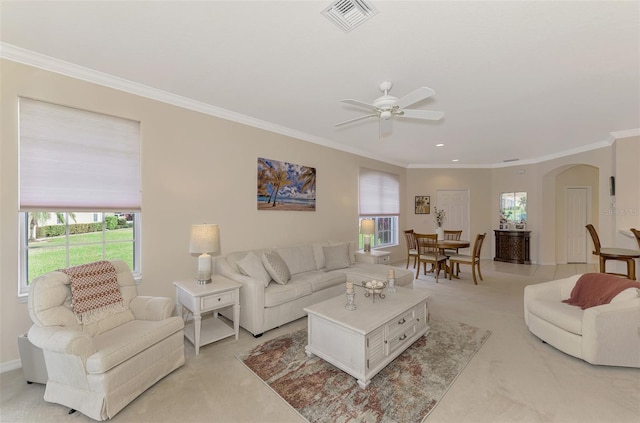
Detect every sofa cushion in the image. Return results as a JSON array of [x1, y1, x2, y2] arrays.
[[264, 279, 312, 308], [323, 243, 351, 271], [276, 245, 317, 275], [236, 251, 272, 287], [290, 269, 347, 293], [262, 251, 291, 285], [86, 316, 184, 374], [527, 299, 584, 335]]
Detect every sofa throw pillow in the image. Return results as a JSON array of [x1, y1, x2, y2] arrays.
[[323, 243, 351, 271], [237, 251, 272, 287], [262, 251, 291, 285]]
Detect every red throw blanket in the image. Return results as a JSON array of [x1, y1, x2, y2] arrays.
[[61, 260, 124, 323], [562, 273, 640, 310]]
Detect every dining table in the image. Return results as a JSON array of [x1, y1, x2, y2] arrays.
[[413, 234, 471, 279], [437, 239, 471, 251]]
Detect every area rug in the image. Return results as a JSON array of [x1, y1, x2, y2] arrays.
[[236, 319, 491, 423]]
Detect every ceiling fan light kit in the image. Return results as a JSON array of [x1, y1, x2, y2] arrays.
[[335, 81, 444, 134]]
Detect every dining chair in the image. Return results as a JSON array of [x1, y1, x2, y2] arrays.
[[448, 233, 486, 285], [403, 229, 419, 269], [585, 224, 638, 280], [443, 229, 463, 272], [414, 233, 448, 283], [631, 228, 640, 249]]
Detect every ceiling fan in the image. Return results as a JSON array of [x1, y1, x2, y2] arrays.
[[334, 81, 444, 136]]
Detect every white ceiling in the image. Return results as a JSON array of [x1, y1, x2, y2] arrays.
[[1, 1, 639, 168]]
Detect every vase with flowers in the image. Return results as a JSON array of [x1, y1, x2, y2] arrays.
[[434, 207, 446, 240]]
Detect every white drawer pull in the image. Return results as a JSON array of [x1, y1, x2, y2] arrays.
[[399, 334, 407, 341]]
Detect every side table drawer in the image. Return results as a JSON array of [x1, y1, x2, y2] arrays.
[[202, 291, 234, 310], [379, 254, 391, 264]]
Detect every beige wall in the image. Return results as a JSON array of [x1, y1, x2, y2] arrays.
[[1, 59, 638, 367], [0, 60, 406, 365], [613, 136, 640, 251], [406, 168, 492, 258]]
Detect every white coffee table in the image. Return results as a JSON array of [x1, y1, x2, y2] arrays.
[[303, 286, 430, 388]]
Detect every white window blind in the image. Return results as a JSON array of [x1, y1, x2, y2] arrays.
[[19, 98, 141, 211], [358, 168, 399, 216]]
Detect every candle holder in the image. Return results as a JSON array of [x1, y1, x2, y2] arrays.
[[387, 278, 396, 293], [345, 292, 356, 311], [361, 280, 387, 302]]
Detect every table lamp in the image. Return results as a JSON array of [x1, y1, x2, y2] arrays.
[[189, 223, 220, 284], [361, 219, 375, 252]]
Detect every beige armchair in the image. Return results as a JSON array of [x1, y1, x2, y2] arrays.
[[27, 260, 185, 420], [524, 273, 640, 368]]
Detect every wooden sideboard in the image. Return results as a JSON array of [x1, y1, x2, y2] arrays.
[[494, 230, 531, 264]]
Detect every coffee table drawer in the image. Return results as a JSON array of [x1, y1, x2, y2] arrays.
[[387, 324, 417, 355], [387, 308, 417, 339]]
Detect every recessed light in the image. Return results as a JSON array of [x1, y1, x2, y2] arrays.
[[452, 159, 459, 162], [436, 143, 444, 147]]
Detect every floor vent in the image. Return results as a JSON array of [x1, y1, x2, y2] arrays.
[[321, 0, 378, 33]]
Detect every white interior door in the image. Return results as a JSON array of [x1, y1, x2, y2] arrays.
[[436, 190, 470, 240], [566, 187, 588, 263]]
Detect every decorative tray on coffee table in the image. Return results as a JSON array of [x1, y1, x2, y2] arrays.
[[360, 280, 387, 302]]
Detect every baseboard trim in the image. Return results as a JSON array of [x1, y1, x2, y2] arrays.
[[1, 359, 22, 373]]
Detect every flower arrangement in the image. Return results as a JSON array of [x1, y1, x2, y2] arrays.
[[434, 207, 446, 227]]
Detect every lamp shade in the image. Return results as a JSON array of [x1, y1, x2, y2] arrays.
[[361, 219, 375, 235], [189, 224, 220, 254]]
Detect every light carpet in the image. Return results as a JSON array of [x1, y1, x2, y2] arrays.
[[237, 319, 491, 423]]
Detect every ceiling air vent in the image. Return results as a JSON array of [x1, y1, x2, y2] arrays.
[[321, 0, 379, 33]]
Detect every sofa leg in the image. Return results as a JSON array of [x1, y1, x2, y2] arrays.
[[68, 409, 76, 415], [253, 333, 263, 338]]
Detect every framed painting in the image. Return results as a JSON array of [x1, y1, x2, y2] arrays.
[[257, 158, 316, 211], [415, 195, 430, 214]]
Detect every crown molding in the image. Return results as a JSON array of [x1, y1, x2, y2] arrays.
[[407, 139, 615, 169], [0, 43, 409, 167], [2, 43, 635, 170]]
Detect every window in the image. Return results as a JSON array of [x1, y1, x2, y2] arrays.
[[19, 212, 141, 295], [18, 98, 141, 296], [358, 168, 399, 249], [499, 192, 527, 224], [358, 216, 398, 249]]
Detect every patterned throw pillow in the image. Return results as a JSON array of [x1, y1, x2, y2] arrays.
[[323, 243, 351, 271], [236, 251, 272, 287], [261, 250, 291, 285]]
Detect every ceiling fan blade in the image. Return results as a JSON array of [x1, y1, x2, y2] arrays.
[[398, 109, 445, 120], [341, 99, 379, 112], [334, 114, 377, 127], [395, 87, 435, 109]]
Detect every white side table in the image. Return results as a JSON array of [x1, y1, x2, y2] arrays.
[[355, 249, 391, 265], [173, 276, 241, 355]]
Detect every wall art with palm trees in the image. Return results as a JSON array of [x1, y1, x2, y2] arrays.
[[257, 157, 316, 211]]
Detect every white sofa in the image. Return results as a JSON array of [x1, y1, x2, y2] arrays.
[[214, 241, 414, 337], [27, 260, 185, 420], [524, 274, 640, 368]]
